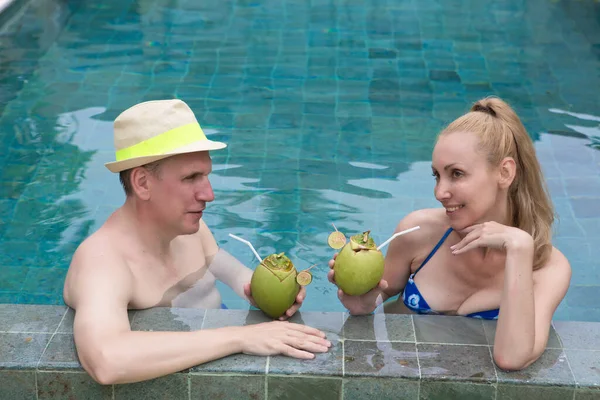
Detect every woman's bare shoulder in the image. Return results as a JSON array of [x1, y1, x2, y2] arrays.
[[382, 208, 452, 261], [533, 245, 572, 289], [383, 208, 450, 279], [395, 208, 450, 238], [539, 246, 572, 275]]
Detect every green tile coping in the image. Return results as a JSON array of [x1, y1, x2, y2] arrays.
[[0, 304, 599, 399]]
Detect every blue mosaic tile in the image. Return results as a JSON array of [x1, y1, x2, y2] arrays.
[[0, 292, 21, 303], [566, 285, 600, 310], [569, 260, 600, 287], [554, 237, 591, 263], [566, 307, 600, 323], [579, 219, 600, 238]]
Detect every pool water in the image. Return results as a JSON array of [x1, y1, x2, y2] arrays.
[[0, 0, 599, 320]]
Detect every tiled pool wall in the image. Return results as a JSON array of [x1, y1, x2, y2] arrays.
[[1, 304, 599, 399]]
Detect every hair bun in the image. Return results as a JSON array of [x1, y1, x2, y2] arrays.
[[471, 102, 497, 117]]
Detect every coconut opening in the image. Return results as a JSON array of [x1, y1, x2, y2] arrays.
[[350, 230, 377, 252], [260, 253, 296, 282], [263, 252, 294, 270]]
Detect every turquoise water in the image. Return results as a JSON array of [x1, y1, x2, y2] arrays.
[[0, 0, 598, 320]]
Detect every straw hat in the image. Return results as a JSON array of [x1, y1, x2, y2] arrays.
[[104, 99, 226, 173]]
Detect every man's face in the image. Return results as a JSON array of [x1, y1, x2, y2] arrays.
[[147, 151, 215, 235]]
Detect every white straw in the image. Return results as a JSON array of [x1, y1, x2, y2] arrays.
[[228, 233, 263, 263], [377, 226, 421, 251]]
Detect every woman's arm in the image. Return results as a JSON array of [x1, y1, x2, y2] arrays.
[[493, 244, 571, 370], [451, 223, 571, 370]]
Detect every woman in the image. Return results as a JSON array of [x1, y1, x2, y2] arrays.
[[328, 97, 571, 371]]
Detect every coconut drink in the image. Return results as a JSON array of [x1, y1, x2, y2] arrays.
[[327, 225, 420, 297], [333, 231, 384, 296], [229, 234, 314, 319], [250, 252, 300, 319]]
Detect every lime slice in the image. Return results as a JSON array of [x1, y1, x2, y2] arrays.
[[327, 231, 346, 249], [296, 270, 313, 286]]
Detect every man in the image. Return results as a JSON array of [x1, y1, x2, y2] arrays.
[[63, 99, 331, 385]]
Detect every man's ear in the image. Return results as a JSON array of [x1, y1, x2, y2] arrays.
[[130, 167, 151, 200], [499, 157, 517, 189]]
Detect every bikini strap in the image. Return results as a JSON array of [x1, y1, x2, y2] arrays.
[[413, 227, 453, 276]]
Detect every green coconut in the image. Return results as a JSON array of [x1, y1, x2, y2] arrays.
[[250, 252, 300, 319], [334, 231, 384, 296]]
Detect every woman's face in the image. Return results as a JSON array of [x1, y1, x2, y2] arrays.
[[431, 131, 504, 230]]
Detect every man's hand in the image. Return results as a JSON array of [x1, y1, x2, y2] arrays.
[[243, 284, 307, 321], [238, 321, 331, 359]]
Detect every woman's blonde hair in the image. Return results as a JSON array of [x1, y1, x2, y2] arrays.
[[439, 97, 554, 270]]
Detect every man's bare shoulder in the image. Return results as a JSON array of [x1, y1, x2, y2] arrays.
[[70, 228, 124, 268], [64, 227, 133, 307]]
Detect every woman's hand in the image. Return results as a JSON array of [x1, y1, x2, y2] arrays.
[[450, 221, 534, 255], [327, 253, 388, 315], [244, 284, 306, 321]]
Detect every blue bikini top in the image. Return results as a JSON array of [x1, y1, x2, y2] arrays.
[[401, 228, 500, 320]]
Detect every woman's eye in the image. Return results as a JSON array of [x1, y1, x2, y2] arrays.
[[452, 170, 463, 178]]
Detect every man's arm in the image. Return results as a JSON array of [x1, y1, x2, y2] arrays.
[[198, 220, 253, 298], [207, 248, 253, 298], [66, 249, 330, 385], [199, 221, 308, 318]]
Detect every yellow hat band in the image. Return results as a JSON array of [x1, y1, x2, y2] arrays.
[[115, 122, 207, 161]]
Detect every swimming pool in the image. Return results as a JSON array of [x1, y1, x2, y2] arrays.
[[0, 0, 598, 321]]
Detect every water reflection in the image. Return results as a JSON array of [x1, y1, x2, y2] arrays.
[[0, 0, 73, 115], [341, 314, 420, 377], [548, 108, 600, 151]]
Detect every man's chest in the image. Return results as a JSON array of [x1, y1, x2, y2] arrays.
[[127, 240, 212, 308]]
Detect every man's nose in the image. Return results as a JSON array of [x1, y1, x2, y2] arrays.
[[197, 179, 215, 202]]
